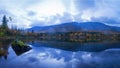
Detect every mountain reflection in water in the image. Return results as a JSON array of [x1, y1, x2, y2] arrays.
[[29, 41, 120, 52], [0, 40, 120, 68]]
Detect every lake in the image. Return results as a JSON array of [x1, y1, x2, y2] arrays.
[[0, 40, 120, 68]]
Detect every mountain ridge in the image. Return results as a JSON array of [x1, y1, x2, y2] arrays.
[[27, 22, 120, 33]]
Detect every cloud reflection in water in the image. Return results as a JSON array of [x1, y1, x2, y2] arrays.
[[0, 46, 120, 68]]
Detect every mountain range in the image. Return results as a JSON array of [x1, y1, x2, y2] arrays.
[[27, 22, 120, 33]]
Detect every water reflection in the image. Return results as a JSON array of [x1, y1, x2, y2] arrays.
[[0, 39, 11, 60], [0, 39, 31, 57], [0, 46, 120, 68], [29, 41, 120, 52], [0, 40, 120, 68], [12, 44, 32, 56]]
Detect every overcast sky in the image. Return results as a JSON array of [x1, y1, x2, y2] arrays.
[[0, 0, 120, 29]]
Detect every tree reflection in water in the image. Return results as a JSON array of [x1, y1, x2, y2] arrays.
[[0, 39, 11, 60], [0, 39, 32, 60]]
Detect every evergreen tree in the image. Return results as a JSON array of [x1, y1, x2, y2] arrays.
[[2, 15, 8, 29]]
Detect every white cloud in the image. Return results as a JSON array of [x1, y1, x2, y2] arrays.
[[0, 0, 120, 28]]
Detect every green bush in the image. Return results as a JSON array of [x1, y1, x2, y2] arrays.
[[0, 32, 4, 36], [12, 40, 26, 47]]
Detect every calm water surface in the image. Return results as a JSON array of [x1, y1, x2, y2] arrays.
[[0, 40, 120, 68]]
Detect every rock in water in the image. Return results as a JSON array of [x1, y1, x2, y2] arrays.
[[11, 40, 32, 56]]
